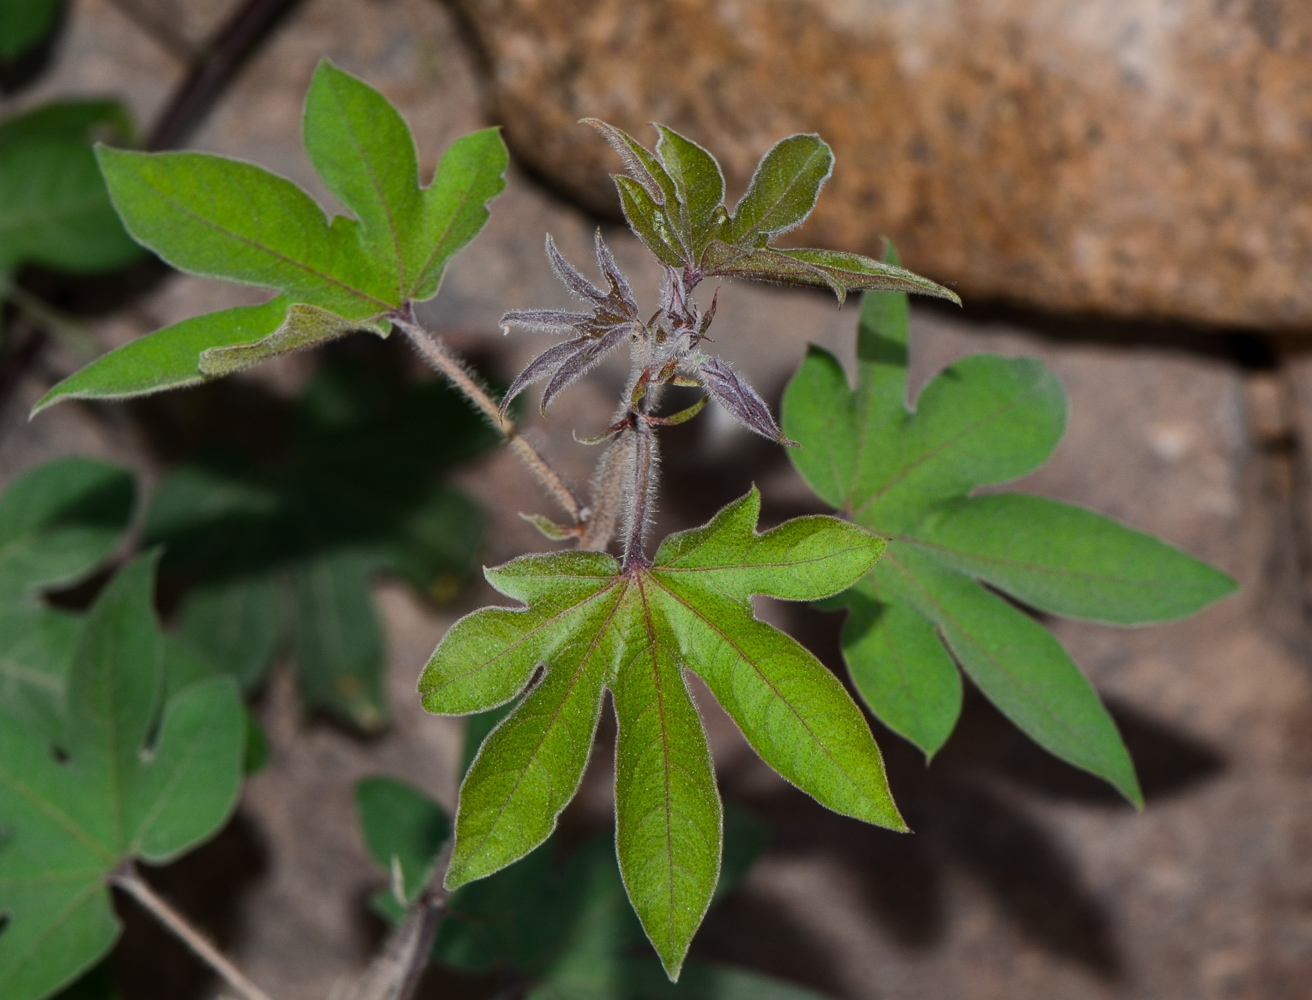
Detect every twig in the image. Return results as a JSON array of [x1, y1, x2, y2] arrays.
[[109, 861, 278, 1000], [338, 853, 452, 1000], [393, 315, 584, 525], [146, 0, 303, 150], [104, 0, 199, 62]]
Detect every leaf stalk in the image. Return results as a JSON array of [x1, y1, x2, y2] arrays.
[[393, 313, 585, 526], [110, 861, 278, 1000]]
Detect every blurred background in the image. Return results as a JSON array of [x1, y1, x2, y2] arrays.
[[2, 0, 1311, 997]]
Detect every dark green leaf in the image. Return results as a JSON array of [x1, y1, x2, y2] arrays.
[[782, 245, 1232, 797], [654, 125, 724, 251], [0, 555, 245, 1000], [775, 249, 960, 304], [828, 577, 960, 761], [726, 134, 832, 246], [355, 776, 450, 904], [916, 493, 1239, 624], [291, 549, 387, 732], [0, 101, 140, 277], [176, 572, 282, 689], [0, 459, 134, 745], [0, 0, 60, 59]]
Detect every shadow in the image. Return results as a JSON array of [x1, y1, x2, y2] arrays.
[[0, 0, 66, 94], [704, 598, 1228, 982], [111, 810, 269, 1000]]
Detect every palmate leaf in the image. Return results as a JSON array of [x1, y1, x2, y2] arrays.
[[0, 459, 134, 744], [0, 554, 245, 1000], [354, 746, 831, 1000], [781, 245, 1238, 793], [35, 60, 507, 414], [420, 487, 898, 978], [143, 360, 494, 730], [0, 101, 141, 279]]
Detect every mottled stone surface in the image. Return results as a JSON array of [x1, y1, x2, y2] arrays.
[[454, 0, 1312, 330], [5, 1, 1312, 998]]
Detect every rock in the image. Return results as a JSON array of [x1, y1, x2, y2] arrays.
[[454, 0, 1312, 330]]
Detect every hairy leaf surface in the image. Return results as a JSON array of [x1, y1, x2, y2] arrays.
[[783, 245, 1236, 786], [422, 488, 895, 977], [37, 61, 506, 413]]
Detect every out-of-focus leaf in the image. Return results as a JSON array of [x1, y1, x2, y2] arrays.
[[0, 100, 140, 277], [355, 776, 451, 905], [143, 360, 494, 729], [0, 555, 245, 1000], [0, 458, 134, 744], [0, 0, 61, 59]]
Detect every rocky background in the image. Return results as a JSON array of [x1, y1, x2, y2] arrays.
[[3, 1, 1312, 998]]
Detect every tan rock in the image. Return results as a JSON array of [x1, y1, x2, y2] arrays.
[[455, 0, 1312, 329]]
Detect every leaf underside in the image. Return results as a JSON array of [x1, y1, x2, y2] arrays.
[[782, 244, 1237, 796], [420, 487, 897, 977], [35, 59, 507, 415]]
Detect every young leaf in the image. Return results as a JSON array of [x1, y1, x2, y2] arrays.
[[0, 458, 134, 743], [725, 133, 833, 246], [0, 554, 245, 1000], [782, 244, 1237, 800], [422, 486, 896, 978], [37, 64, 506, 412], [653, 125, 724, 252], [0, 101, 141, 277]]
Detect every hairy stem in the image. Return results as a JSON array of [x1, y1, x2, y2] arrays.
[[622, 413, 655, 570], [394, 316, 584, 525], [110, 862, 277, 1000]]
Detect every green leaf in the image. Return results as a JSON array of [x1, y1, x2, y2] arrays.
[[775, 249, 961, 304], [291, 549, 387, 732], [303, 61, 508, 303], [532, 957, 837, 1000], [95, 145, 393, 316], [880, 544, 1141, 805], [33, 298, 292, 413], [423, 487, 895, 977], [0, 0, 59, 59], [726, 134, 833, 246], [915, 493, 1239, 624], [176, 572, 281, 690], [827, 577, 960, 761], [782, 244, 1235, 799], [0, 554, 245, 1000], [0, 101, 141, 277], [196, 303, 389, 376], [0, 459, 134, 744], [37, 68, 507, 410], [700, 242, 842, 300], [654, 126, 724, 252], [616, 175, 685, 268], [354, 776, 450, 905]]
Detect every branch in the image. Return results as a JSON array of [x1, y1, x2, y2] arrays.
[[109, 861, 278, 1000], [393, 315, 585, 526], [339, 853, 452, 1000]]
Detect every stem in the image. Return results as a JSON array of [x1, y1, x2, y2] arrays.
[[109, 862, 277, 1000], [622, 413, 654, 570], [394, 316, 584, 525]]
